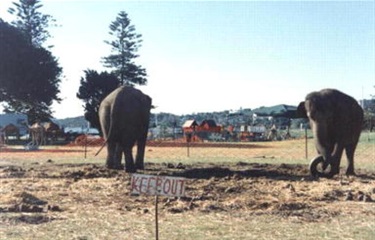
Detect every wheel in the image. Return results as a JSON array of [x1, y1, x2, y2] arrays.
[[309, 156, 332, 177]]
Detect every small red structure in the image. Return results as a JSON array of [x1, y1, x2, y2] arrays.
[[182, 119, 221, 142], [198, 120, 221, 133], [182, 120, 198, 133], [182, 120, 198, 142]]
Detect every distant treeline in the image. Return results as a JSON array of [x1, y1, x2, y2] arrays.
[[53, 111, 307, 130]]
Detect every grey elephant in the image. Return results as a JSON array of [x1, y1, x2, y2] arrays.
[[297, 89, 363, 177], [99, 86, 152, 172]]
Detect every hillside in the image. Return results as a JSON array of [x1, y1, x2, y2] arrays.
[[53, 105, 301, 129], [52, 110, 253, 129], [53, 116, 88, 128]]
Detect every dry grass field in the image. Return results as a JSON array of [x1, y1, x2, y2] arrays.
[[0, 137, 374, 240]]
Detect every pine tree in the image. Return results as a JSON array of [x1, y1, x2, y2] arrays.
[[103, 11, 147, 86], [8, 0, 56, 47]]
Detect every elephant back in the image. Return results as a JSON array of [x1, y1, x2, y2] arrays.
[[102, 86, 151, 141]]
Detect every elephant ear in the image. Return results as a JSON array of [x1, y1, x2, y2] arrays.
[[304, 95, 322, 120], [306, 93, 334, 121], [296, 102, 308, 118]]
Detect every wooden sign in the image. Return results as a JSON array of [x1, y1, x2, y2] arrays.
[[131, 174, 186, 197]]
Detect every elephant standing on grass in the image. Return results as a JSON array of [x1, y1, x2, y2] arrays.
[[297, 89, 363, 177], [99, 86, 152, 173]]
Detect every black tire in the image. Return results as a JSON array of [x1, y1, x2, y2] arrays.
[[309, 156, 332, 177]]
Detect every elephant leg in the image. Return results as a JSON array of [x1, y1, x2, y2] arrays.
[[105, 142, 116, 169], [123, 145, 136, 173], [135, 133, 147, 170], [113, 143, 123, 169], [345, 144, 357, 176], [330, 144, 344, 176], [106, 142, 121, 169]]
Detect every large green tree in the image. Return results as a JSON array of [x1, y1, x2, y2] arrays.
[[77, 70, 120, 132], [78, 11, 148, 130], [103, 11, 147, 86], [0, 0, 62, 123], [8, 0, 56, 47]]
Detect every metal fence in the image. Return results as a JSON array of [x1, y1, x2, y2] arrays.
[[144, 131, 375, 168]]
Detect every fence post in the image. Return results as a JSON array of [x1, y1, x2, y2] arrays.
[[186, 132, 192, 157], [305, 126, 308, 159], [84, 134, 88, 159]]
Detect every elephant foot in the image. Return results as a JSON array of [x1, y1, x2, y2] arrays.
[[135, 164, 144, 170], [135, 157, 144, 170], [106, 164, 122, 170], [125, 167, 136, 173], [325, 171, 335, 179], [125, 163, 137, 173], [345, 170, 356, 176], [345, 164, 355, 176]]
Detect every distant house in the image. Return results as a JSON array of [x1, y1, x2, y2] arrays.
[[239, 125, 266, 141], [198, 120, 221, 133], [181, 120, 198, 142], [0, 113, 28, 137], [182, 119, 221, 142], [182, 120, 198, 133]]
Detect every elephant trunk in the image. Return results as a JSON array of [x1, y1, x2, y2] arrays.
[[312, 121, 334, 167]]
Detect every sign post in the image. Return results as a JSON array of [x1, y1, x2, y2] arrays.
[[305, 125, 308, 159], [131, 174, 186, 240], [155, 194, 159, 240]]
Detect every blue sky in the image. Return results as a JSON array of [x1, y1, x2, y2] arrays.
[[1, 0, 374, 118]]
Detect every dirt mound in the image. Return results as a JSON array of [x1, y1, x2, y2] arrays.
[[61, 164, 121, 180], [1, 191, 62, 214]]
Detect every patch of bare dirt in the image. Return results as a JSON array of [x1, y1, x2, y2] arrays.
[[1, 161, 374, 226]]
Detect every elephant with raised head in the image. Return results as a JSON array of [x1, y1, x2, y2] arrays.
[[297, 89, 363, 177], [99, 86, 152, 173]]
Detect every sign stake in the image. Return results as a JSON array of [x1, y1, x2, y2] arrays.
[[305, 126, 308, 159], [155, 194, 159, 240]]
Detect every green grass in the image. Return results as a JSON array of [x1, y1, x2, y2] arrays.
[[360, 131, 375, 143], [2, 209, 374, 240], [2, 132, 373, 171]]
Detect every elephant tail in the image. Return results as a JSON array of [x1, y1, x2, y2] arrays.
[[94, 109, 115, 156], [95, 88, 121, 157], [94, 139, 107, 156]]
